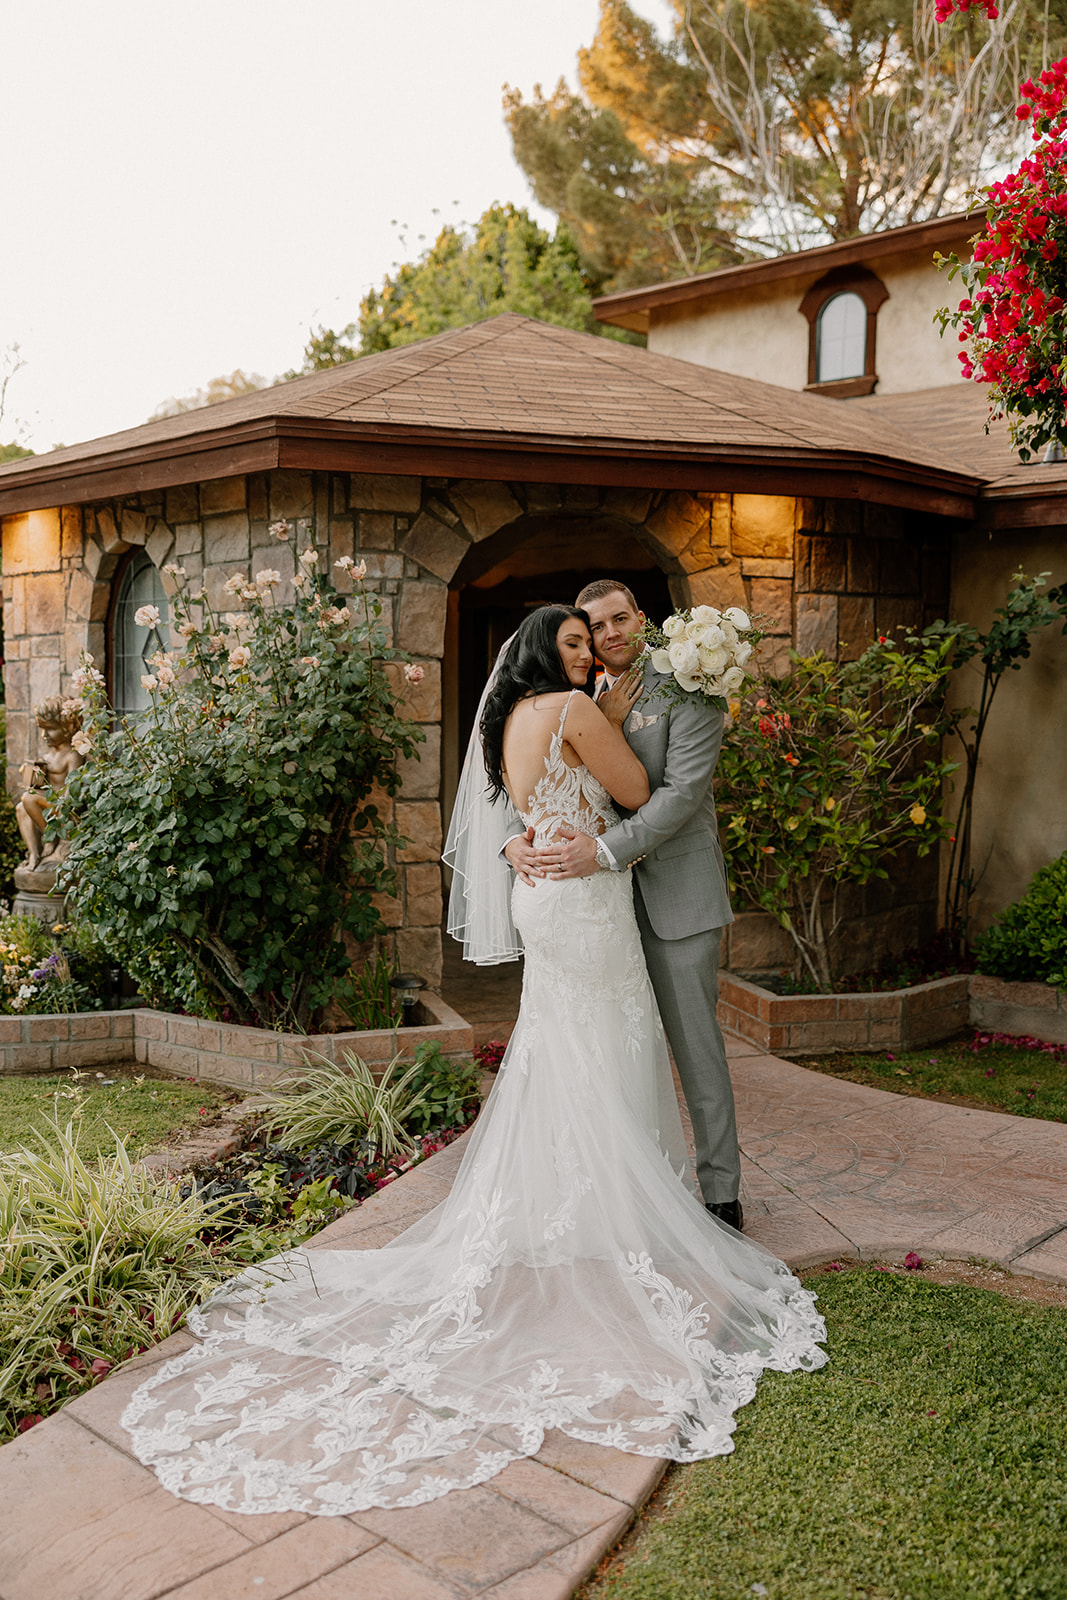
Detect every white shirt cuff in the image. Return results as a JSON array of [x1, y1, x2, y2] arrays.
[[597, 837, 620, 871]]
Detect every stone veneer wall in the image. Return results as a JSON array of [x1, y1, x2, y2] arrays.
[[1, 473, 954, 987]]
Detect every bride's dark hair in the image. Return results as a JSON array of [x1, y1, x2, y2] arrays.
[[480, 605, 590, 802]]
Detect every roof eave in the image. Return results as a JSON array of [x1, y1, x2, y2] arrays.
[[593, 212, 982, 330], [0, 414, 979, 521]]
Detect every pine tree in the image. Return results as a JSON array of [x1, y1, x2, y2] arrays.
[[507, 0, 1064, 273]]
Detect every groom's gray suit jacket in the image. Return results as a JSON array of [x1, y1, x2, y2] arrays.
[[600, 666, 734, 941]]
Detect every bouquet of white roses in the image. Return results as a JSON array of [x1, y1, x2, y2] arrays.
[[639, 604, 763, 709]]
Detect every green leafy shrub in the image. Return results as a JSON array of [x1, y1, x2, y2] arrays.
[[0, 1117, 236, 1440], [333, 948, 401, 1030], [717, 626, 962, 990], [404, 1040, 481, 1136], [974, 852, 1067, 990], [56, 540, 424, 1030]]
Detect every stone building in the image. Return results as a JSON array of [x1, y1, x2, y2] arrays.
[[0, 312, 1061, 987]]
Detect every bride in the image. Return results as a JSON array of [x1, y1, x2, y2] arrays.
[[122, 605, 827, 1515]]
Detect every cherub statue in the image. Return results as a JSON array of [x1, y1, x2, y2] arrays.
[[16, 696, 86, 871]]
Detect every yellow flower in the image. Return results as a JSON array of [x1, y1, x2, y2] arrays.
[[786, 816, 799, 831], [824, 796, 836, 812], [910, 805, 927, 826]]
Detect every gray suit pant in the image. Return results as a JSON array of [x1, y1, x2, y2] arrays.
[[633, 887, 740, 1206]]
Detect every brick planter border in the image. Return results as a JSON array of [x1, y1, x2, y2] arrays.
[[720, 970, 1067, 1054], [0, 990, 473, 1090], [969, 973, 1067, 1046]]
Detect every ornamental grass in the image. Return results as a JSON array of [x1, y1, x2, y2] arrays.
[[0, 1116, 236, 1441]]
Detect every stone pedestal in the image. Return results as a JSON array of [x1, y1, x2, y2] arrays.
[[13, 861, 68, 925]]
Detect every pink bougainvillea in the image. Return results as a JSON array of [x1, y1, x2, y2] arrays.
[[937, 26, 1067, 457]]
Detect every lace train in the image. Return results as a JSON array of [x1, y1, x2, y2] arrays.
[[122, 857, 827, 1516]]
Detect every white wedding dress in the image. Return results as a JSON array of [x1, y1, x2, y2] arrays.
[[122, 693, 827, 1515]]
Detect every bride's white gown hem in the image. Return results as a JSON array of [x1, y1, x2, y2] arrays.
[[122, 695, 827, 1514]]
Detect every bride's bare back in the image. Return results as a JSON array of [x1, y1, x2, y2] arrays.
[[502, 690, 650, 841]]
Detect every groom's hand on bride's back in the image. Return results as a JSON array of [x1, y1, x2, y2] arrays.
[[504, 827, 543, 886]]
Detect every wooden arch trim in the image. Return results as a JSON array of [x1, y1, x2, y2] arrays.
[[799, 265, 890, 397]]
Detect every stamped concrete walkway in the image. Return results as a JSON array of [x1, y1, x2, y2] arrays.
[[2, 1037, 1066, 1600]]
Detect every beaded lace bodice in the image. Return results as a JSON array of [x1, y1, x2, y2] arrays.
[[518, 690, 618, 846]]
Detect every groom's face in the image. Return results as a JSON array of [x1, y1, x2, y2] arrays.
[[583, 591, 644, 675]]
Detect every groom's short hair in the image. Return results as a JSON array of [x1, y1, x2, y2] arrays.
[[575, 578, 639, 612]]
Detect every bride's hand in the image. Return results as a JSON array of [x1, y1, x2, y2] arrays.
[[599, 666, 643, 728]]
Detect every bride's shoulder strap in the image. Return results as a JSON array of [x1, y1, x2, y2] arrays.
[[557, 687, 582, 734]]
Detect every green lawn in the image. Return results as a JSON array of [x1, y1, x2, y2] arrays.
[[583, 1267, 1067, 1600], [799, 1032, 1067, 1122], [0, 1069, 239, 1161]]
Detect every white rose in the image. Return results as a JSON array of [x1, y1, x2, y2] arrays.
[[229, 646, 251, 670], [733, 639, 753, 667], [662, 614, 686, 639], [299, 548, 317, 567], [685, 621, 709, 645], [649, 648, 673, 674], [140, 674, 158, 692], [668, 638, 700, 675], [223, 573, 246, 596], [698, 645, 728, 676], [674, 671, 702, 693], [255, 569, 281, 587], [691, 605, 720, 625], [721, 665, 746, 691], [71, 731, 93, 756], [133, 604, 160, 628], [702, 624, 725, 650], [723, 606, 751, 630], [703, 676, 728, 698]]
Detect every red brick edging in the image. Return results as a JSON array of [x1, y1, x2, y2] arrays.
[[719, 970, 1066, 1054], [0, 990, 472, 1089]]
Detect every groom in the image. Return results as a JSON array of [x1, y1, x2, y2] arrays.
[[504, 579, 743, 1231]]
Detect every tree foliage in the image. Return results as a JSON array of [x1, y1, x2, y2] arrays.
[[150, 369, 265, 421], [358, 204, 599, 354], [507, 0, 1066, 275]]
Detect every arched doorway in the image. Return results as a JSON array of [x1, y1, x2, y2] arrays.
[[443, 515, 673, 826]]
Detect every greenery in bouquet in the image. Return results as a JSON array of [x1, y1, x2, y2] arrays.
[[53, 527, 425, 1031], [717, 627, 966, 990], [638, 604, 765, 709], [936, 27, 1067, 458]]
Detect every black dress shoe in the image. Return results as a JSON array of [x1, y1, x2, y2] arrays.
[[706, 1199, 744, 1232]]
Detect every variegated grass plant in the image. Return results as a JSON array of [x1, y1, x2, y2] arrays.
[[255, 1050, 428, 1164], [0, 1116, 236, 1440]]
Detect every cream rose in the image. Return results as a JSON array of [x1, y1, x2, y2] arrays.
[[721, 665, 746, 692], [668, 638, 700, 675], [691, 604, 721, 625], [698, 645, 728, 676], [662, 614, 686, 639]]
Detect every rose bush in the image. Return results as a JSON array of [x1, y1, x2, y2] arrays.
[[55, 533, 423, 1030], [717, 626, 965, 990]]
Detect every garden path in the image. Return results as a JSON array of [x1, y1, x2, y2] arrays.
[[2, 1032, 1066, 1600]]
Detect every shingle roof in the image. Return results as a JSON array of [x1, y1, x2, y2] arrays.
[[0, 315, 975, 513], [856, 383, 1067, 493]]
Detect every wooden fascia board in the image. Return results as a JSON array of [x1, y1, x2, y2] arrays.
[[0, 415, 977, 520], [593, 215, 981, 328], [976, 484, 1067, 528], [0, 426, 283, 516]]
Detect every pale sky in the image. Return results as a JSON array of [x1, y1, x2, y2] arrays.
[[0, 0, 676, 455]]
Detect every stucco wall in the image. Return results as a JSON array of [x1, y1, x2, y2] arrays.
[[946, 525, 1067, 936], [648, 245, 967, 395]]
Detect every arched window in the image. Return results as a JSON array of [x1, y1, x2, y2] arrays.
[[111, 551, 169, 720], [816, 291, 868, 383], [799, 266, 889, 397]]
